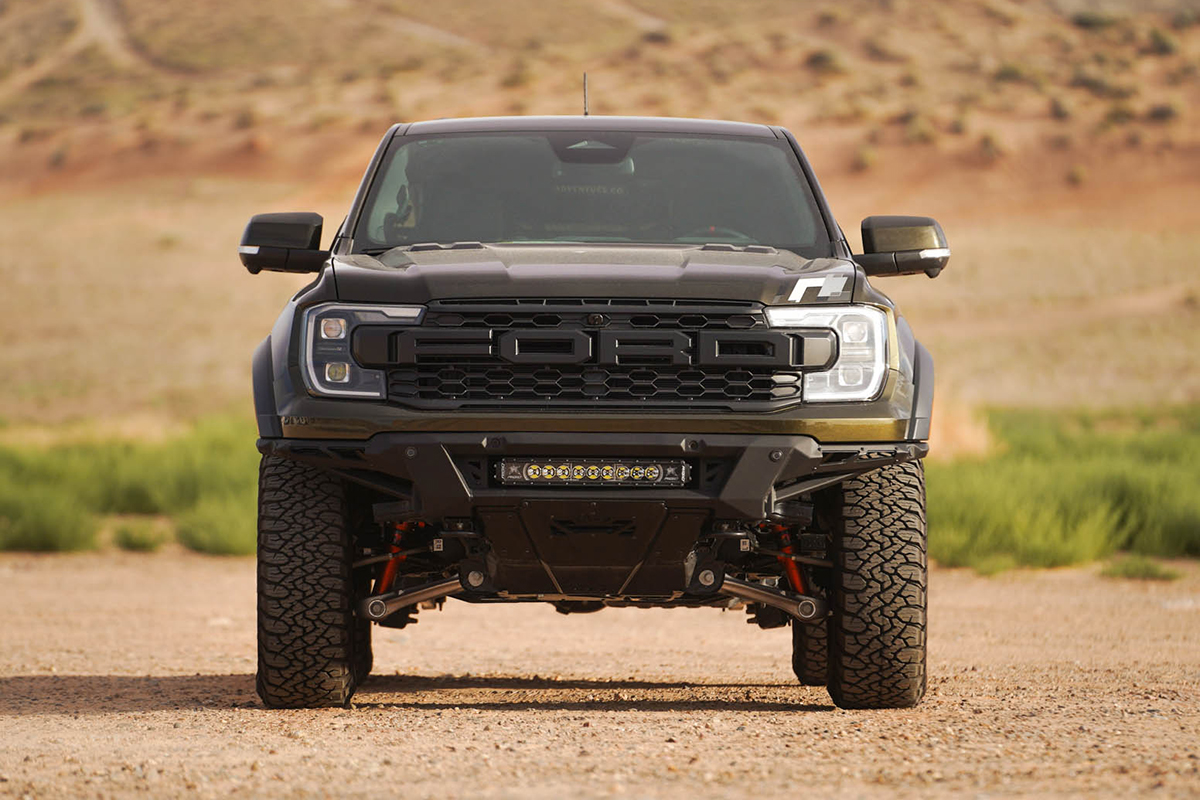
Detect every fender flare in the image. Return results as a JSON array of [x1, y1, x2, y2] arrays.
[[252, 337, 282, 438], [907, 341, 934, 441]]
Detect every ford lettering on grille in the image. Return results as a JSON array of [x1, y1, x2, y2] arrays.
[[350, 301, 837, 411], [380, 328, 808, 368]]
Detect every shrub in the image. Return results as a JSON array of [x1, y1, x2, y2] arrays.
[[1101, 555, 1180, 581], [1103, 103, 1136, 125], [927, 407, 1200, 573], [1071, 69, 1136, 99], [500, 59, 532, 88], [114, 518, 170, 552], [1145, 28, 1178, 56], [1071, 11, 1118, 30], [232, 108, 257, 130], [1146, 103, 1180, 123], [863, 38, 906, 63], [0, 417, 259, 553], [805, 49, 845, 76], [174, 492, 256, 556], [0, 482, 95, 552], [905, 115, 937, 144], [851, 145, 877, 172], [979, 131, 1005, 162], [994, 63, 1027, 83]]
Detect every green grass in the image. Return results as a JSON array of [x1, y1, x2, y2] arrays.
[[0, 416, 259, 554], [927, 406, 1200, 573], [113, 518, 170, 552], [0, 481, 95, 551], [175, 492, 257, 556], [1100, 554, 1180, 581]]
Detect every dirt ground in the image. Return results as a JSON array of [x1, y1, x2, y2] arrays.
[[0, 552, 1197, 798]]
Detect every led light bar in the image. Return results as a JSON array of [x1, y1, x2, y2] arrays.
[[497, 458, 689, 488]]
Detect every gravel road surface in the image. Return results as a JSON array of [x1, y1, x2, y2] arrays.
[[1, 552, 1198, 798]]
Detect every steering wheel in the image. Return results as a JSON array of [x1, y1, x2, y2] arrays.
[[678, 225, 755, 242]]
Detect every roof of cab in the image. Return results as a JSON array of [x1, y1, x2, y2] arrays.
[[403, 115, 777, 138]]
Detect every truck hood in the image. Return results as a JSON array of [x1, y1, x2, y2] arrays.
[[330, 244, 859, 306]]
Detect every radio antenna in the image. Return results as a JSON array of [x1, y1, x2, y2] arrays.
[[583, 73, 589, 116]]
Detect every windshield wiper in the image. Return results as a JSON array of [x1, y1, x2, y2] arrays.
[[360, 242, 485, 256]]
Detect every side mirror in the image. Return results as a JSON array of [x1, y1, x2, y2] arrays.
[[239, 212, 328, 274], [855, 215, 950, 278]]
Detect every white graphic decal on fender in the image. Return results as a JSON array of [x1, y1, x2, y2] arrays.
[[788, 275, 849, 303]]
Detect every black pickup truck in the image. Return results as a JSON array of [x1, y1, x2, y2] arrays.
[[240, 115, 948, 710]]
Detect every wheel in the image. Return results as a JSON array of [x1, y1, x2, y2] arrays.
[[826, 461, 928, 709], [791, 608, 828, 686], [256, 455, 361, 708]]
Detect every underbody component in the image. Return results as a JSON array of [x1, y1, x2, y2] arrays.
[[359, 576, 464, 621], [718, 576, 825, 622]]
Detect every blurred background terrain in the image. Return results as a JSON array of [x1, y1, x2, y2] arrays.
[[0, 0, 1197, 570]]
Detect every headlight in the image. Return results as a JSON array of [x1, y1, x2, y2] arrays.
[[300, 303, 424, 399], [765, 305, 888, 402]]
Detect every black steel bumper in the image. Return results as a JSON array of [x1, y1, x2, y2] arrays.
[[258, 432, 926, 520]]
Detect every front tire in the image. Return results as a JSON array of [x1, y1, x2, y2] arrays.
[[791, 608, 828, 686], [826, 461, 928, 709], [256, 456, 361, 708]]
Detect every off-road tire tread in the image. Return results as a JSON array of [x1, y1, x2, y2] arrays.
[[256, 455, 358, 708], [827, 461, 927, 709], [791, 604, 828, 686]]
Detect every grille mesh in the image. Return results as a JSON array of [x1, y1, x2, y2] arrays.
[[385, 300, 805, 411]]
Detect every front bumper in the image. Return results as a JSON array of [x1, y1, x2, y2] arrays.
[[259, 432, 926, 520], [260, 432, 926, 598]]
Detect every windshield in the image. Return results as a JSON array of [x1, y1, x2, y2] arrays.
[[353, 131, 832, 257]]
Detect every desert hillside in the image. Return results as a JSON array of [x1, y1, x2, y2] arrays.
[[1, 0, 1198, 422]]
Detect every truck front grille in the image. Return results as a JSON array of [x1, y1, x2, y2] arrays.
[[383, 299, 807, 411], [389, 365, 803, 407]]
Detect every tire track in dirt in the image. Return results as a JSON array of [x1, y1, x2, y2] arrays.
[[78, 0, 146, 70], [321, 0, 484, 50], [594, 0, 669, 32], [382, 16, 483, 49], [0, 0, 175, 104], [0, 20, 90, 104]]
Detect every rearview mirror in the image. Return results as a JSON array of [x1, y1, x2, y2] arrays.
[[239, 212, 329, 274], [855, 215, 950, 278]]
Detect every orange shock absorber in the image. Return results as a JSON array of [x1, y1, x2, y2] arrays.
[[775, 526, 806, 595], [376, 521, 417, 594]]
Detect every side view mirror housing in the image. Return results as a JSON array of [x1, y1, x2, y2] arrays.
[[855, 215, 950, 278], [239, 212, 329, 274]]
